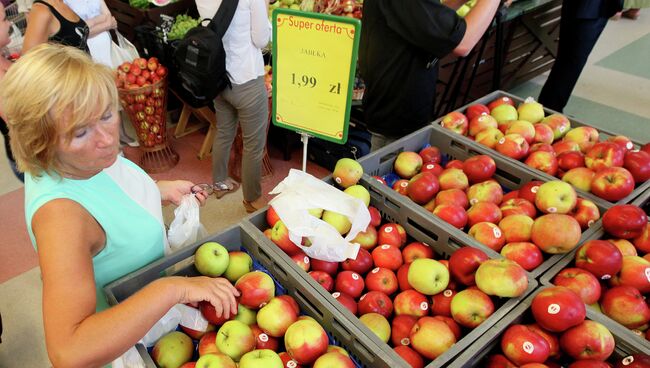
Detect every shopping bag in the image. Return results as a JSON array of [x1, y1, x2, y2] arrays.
[[268, 169, 370, 262], [110, 30, 139, 67], [167, 194, 208, 253]]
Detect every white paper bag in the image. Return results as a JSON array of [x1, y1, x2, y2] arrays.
[[269, 169, 370, 262]]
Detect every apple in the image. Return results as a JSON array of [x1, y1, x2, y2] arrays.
[[531, 214, 582, 254], [467, 201, 503, 227], [391, 314, 418, 346], [553, 268, 601, 305], [609, 238, 638, 256], [410, 316, 456, 360], [499, 215, 534, 243], [500, 198, 536, 218], [257, 296, 299, 337], [463, 155, 497, 184], [310, 258, 338, 276], [359, 312, 391, 343], [326, 345, 348, 356], [223, 251, 253, 283], [553, 140, 581, 155], [557, 151, 586, 172], [433, 203, 468, 229], [200, 300, 235, 326], [466, 103, 491, 121], [488, 96, 516, 110], [559, 320, 614, 361], [533, 123, 555, 145], [525, 151, 558, 176], [517, 99, 545, 124], [393, 289, 429, 317], [468, 222, 506, 251], [195, 242, 230, 277], [271, 221, 303, 256], [239, 349, 283, 368], [575, 240, 623, 280], [610, 255, 650, 293], [394, 151, 423, 179], [496, 134, 530, 160], [407, 172, 440, 204], [216, 320, 256, 362], [440, 111, 469, 135], [519, 180, 544, 204], [195, 353, 237, 368], [344, 185, 370, 206], [585, 142, 625, 171], [615, 354, 650, 368], [251, 324, 279, 351], [332, 292, 357, 315], [504, 190, 520, 201], [601, 286, 650, 329], [371, 244, 404, 271], [475, 259, 528, 297], [267, 206, 281, 227], [430, 289, 456, 317], [570, 198, 600, 230], [562, 167, 595, 192], [181, 320, 216, 340], [290, 252, 310, 272], [393, 179, 410, 195], [312, 351, 355, 368], [198, 331, 219, 356], [534, 181, 577, 214], [438, 168, 469, 191], [448, 247, 488, 286], [526, 323, 561, 360], [152, 331, 194, 368], [466, 180, 503, 206], [435, 188, 469, 209], [501, 324, 550, 365], [364, 267, 398, 295], [531, 286, 586, 332], [501, 242, 543, 271], [335, 270, 365, 298], [469, 114, 498, 136], [450, 288, 494, 328], [564, 126, 599, 153], [490, 104, 518, 124], [506, 120, 536, 144], [309, 271, 334, 292], [351, 225, 378, 251], [284, 319, 329, 365], [278, 352, 301, 368], [377, 223, 406, 248], [332, 158, 363, 188], [624, 150, 650, 183], [418, 145, 441, 164], [608, 135, 635, 152], [341, 247, 373, 275], [235, 271, 275, 309], [475, 127, 505, 149], [634, 224, 650, 253], [602, 204, 648, 239], [446, 159, 464, 169], [234, 304, 257, 326], [540, 113, 571, 140], [358, 291, 393, 318], [408, 258, 449, 295], [322, 210, 352, 235], [485, 354, 517, 368], [401, 242, 434, 263], [420, 161, 444, 176], [396, 264, 413, 291], [368, 206, 382, 227], [393, 345, 424, 368]]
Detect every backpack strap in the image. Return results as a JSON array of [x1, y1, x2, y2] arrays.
[[209, 0, 240, 37]]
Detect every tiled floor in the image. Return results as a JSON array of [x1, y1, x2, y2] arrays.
[[1, 10, 650, 367]]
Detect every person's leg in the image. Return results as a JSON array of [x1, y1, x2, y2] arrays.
[[228, 76, 268, 205], [212, 90, 239, 187], [539, 6, 608, 112]]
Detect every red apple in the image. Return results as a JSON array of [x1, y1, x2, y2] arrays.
[[445, 159, 464, 170], [602, 204, 647, 239], [531, 214, 582, 254], [501, 324, 550, 365], [500, 198, 537, 218], [271, 220, 303, 256], [463, 155, 497, 184], [501, 242, 543, 271], [433, 204, 468, 229], [624, 150, 650, 183], [310, 258, 338, 276], [570, 198, 600, 230], [468, 221, 506, 251], [575, 240, 623, 280], [291, 252, 310, 272], [499, 215, 534, 243], [633, 224, 650, 253], [402, 242, 434, 263], [393, 345, 424, 368], [409, 316, 456, 360], [601, 285, 650, 329], [519, 180, 544, 204], [397, 263, 412, 292], [525, 151, 559, 176], [610, 255, 650, 293], [368, 206, 382, 227], [466, 103, 491, 121], [393, 179, 410, 195], [394, 289, 429, 317], [448, 247, 489, 286], [591, 167, 636, 202], [309, 271, 334, 292], [557, 151, 586, 172], [526, 323, 561, 360], [435, 188, 469, 209], [251, 324, 280, 351], [391, 314, 418, 346], [394, 151, 423, 179], [476, 127, 505, 149], [407, 172, 440, 205], [418, 146, 441, 164], [466, 180, 503, 206], [377, 223, 406, 248], [334, 271, 364, 298], [235, 271, 275, 309], [430, 289, 456, 317], [440, 111, 469, 135], [485, 354, 517, 368], [496, 134, 530, 160], [332, 292, 357, 315], [585, 142, 625, 172], [284, 319, 329, 365], [372, 244, 404, 271], [450, 288, 494, 328], [469, 114, 498, 137], [533, 123, 555, 145], [467, 201, 502, 227], [488, 96, 516, 110], [531, 286, 586, 332], [614, 354, 650, 368], [365, 267, 398, 295], [559, 320, 615, 361], [420, 162, 444, 176], [438, 168, 469, 191], [267, 206, 281, 227], [341, 247, 373, 275], [553, 268, 601, 305], [358, 291, 393, 318], [200, 300, 235, 325]]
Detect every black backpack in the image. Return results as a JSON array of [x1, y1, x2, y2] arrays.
[[173, 0, 239, 108]]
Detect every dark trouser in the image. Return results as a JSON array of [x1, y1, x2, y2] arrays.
[[538, 4, 609, 113]]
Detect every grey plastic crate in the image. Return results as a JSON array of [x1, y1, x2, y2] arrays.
[[450, 285, 650, 367], [430, 90, 650, 209], [357, 124, 604, 279], [246, 177, 538, 368], [104, 223, 393, 368]]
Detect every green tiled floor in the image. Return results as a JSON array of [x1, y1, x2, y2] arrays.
[[508, 81, 650, 143], [596, 33, 650, 80]]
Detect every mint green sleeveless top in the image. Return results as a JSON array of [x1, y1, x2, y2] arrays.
[[25, 157, 165, 312]]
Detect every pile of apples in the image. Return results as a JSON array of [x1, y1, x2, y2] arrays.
[[439, 95, 650, 203], [481, 286, 650, 367], [149, 241, 357, 368], [115, 57, 169, 148], [545, 202, 650, 339], [261, 158, 530, 367], [373, 147, 601, 272]]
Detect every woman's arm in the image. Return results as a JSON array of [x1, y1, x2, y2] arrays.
[[34, 199, 237, 367], [21, 3, 54, 54], [85, 0, 117, 38], [452, 0, 500, 57], [250, 0, 271, 49]]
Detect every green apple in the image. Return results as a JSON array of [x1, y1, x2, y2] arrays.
[[308, 208, 324, 218], [234, 304, 257, 326], [490, 104, 518, 124], [475, 259, 528, 297], [534, 181, 577, 214], [359, 312, 391, 343], [216, 320, 256, 362], [151, 331, 194, 368], [344, 185, 370, 206], [333, 158, 363, 188], [195, 242, 230, 277], [407, 258, 449, 295], [224, 251, 253, 283], [256, 297, 298, 337], [517, 99, 545, 124], [322, 210, 352, 235], [195, 353, 237, 368], [239, 349, 283, 368]]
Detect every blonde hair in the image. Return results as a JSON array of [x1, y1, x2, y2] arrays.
[[0, 43, 119, 177]]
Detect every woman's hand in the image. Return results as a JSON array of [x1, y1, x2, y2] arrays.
[[172, 276, 240, 319], [157, 180, 209, 206]]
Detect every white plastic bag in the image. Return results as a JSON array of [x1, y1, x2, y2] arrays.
[[111, 346, 146, 368], [167, 194, 208, 253], [268, 169, 370, 262], [110, 30, 139, 68]]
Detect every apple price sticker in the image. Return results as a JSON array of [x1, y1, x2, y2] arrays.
[[400, 181, 408, 188], [498, 138, 506, 144], [332, 292, 341, 298], [335, 177, 342, 184], [470, 198, 479, 205], [522, 341, 535, 354], [493, 226, 502, 238], [400, 337, 410, 346], [371, 267, 380, 274], [547, 303, 561, 315], [547, 207, 557, 213], [304, 256, 310, 264], [381, 244, 391, 250], [384, 226, 393, 233], [531, 186, 539, 193], [645, 267, 650, 283], [622, 356, 635, 365], [288, 360, 298, 368], [259, 333, 269, 342], [352, 273, 360, 280], [587, 220, 595, 227], [627, 142, 634, 150], [601, 274, 611, 280], [443, 289, 453, 297], [420, 302, 429, 311]]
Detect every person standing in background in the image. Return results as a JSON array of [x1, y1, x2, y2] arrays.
[[538, 0, 624, 113], [359, 0, 500, 151], [195, 0, 271, 213], [21, 0, 90, 53]]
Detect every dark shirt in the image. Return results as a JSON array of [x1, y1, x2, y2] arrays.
[[33, 0, 90, 52], [0, 116, 12, 162], [359, 0, 466, 138]]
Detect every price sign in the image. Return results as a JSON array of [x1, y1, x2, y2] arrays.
[[272, 9, 361, 144]]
